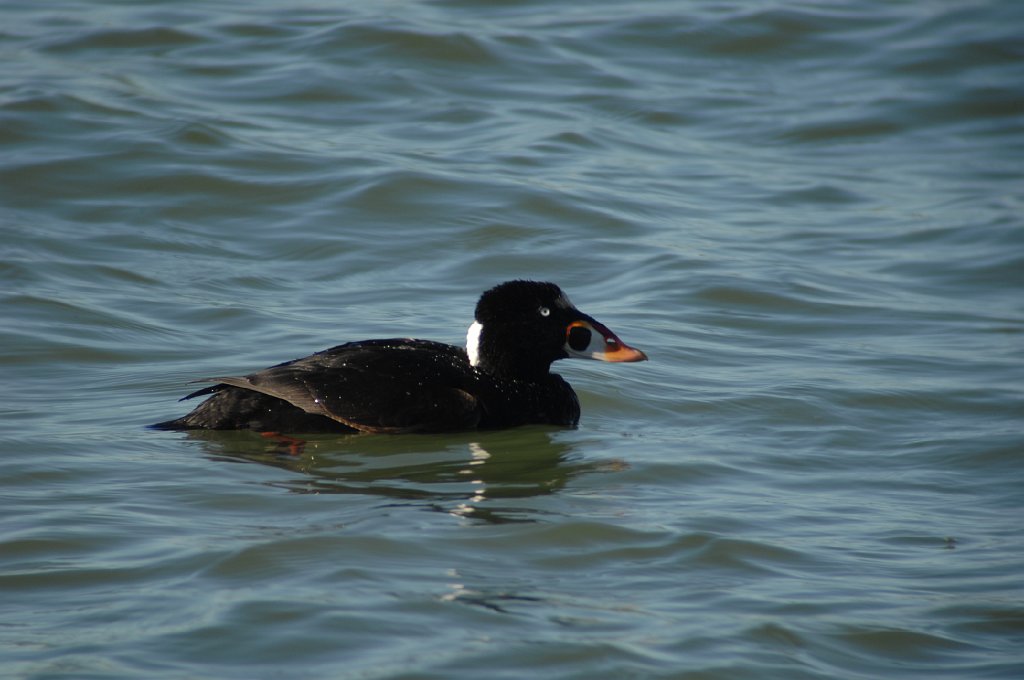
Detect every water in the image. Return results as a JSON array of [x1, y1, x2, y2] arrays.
[[2, 0, 1022, 677]]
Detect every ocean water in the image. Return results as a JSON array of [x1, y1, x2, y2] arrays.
[[2, 1, 1022, 678]]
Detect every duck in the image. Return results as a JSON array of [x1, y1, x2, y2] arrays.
[[151, 280, 647, 434]]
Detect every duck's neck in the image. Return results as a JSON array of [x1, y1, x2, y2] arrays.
[[466, 321, 555, 382]]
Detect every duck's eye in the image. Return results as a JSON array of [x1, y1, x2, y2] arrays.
[[539, 306, 551, 317]]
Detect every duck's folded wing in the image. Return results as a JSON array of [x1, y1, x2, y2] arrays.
[[204, 340, 481, 433]]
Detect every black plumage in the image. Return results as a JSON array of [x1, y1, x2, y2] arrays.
[[151, 280, 646, 434]]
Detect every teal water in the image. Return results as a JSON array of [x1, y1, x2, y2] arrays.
[[2, 1, 1023, 678]]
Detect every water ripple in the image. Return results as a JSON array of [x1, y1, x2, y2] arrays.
[[2, 1, 1022, 678]]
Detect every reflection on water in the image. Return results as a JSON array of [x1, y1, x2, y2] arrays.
[[184, 428, 618, 523]]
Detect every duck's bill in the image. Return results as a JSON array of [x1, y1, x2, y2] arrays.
[[564, 319, 648, 362]]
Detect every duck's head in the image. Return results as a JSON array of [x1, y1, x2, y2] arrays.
[[466, 280, 647, 379]]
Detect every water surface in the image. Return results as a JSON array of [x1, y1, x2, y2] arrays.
[[2, 1, 1022, 678]]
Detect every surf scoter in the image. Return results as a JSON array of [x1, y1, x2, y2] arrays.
[[151, 280, 647, 434]]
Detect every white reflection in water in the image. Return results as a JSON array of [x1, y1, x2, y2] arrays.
[[450, 441, 492, 517]]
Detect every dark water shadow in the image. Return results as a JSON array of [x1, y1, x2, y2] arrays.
[[182, 427, 618, 523]]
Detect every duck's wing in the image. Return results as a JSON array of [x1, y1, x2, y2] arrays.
[[200, 339, 482, 434]]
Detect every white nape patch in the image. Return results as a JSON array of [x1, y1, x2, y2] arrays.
[[466, 320, 484, 367]]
